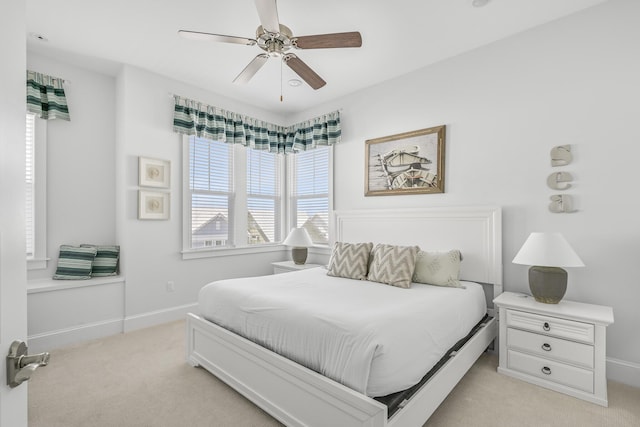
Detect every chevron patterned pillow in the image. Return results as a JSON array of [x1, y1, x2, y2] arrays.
[[367, 244, 420, 289], [326, 242, 373, 280], [412, 250, 463, 288]]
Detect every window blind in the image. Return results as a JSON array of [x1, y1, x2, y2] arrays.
[[247, 148, 281, 245], [25, 113, 35, 257], [290, 146, 330, 245], [189, 137, 234, 248]]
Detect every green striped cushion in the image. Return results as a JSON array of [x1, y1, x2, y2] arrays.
[[81, 244, 120, 277], [53, 245, 97, 280]]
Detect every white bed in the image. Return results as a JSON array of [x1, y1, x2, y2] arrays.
[[198, 267, 487, 397], [187, 206, 502, 427]]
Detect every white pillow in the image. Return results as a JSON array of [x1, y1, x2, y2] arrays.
[[412, 250, 463, 288]]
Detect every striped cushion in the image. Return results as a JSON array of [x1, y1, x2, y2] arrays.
[[81, 244, 120, 277], [412, 250, 463, 288], [367, 244, 420, 289], [326, 242, 373, 280], [53, 245, 97, 280]]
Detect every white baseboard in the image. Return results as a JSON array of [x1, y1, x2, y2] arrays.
[[28, 318, 124, 353], [123, 302, 198, 333], [28, 303, 198, 353], [607, 357, 640, 388]]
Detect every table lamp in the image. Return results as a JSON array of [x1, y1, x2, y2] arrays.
[[283, 227, 313, 265], [512, 232, 585, 304]]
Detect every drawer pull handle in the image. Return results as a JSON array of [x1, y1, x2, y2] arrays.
[[541, 366, 552, 375], [542, 343, 552, 351], [543, 322, 550, 331]]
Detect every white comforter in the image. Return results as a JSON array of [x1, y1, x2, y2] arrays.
[[198, 267, 486, 397]]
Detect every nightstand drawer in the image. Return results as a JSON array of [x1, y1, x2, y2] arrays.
[[508, 350, 594, 393], [506, 309, 594, 344], [507, 328, 594, 368]]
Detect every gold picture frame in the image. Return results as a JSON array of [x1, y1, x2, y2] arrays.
[[139, 157, 170, 188], [365, 125, 446, 196], [138, 190, 170, 220]]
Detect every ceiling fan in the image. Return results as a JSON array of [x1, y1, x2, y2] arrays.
[[178, 0, 362, 90]]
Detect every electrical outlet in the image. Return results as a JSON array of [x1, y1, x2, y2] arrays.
[[167, 281, 175, 292]]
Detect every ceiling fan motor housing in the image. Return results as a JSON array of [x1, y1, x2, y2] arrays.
[[256, 24, 293, 56]]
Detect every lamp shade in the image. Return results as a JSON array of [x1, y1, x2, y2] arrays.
[[512, 232, 585, 268], [283, 228, 313, 248]]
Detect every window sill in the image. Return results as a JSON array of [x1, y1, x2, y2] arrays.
[[27, 276, 125, 294], [181, 243, 330, 260], [27, 257, 50, 271]]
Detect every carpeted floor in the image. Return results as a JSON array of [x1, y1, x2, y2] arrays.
[[29, 320, 640, 427]]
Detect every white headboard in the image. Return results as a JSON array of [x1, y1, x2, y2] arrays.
[[332, 206, 503, 304]]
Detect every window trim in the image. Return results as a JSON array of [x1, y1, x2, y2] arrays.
[[181, 135, 289, 259], [27, 113, 48, 270], [286, 145, 333, 248]]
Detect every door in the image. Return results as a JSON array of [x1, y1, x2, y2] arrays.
[[0, 1, 29, 425]]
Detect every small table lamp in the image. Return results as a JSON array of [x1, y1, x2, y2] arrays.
[[283, 227, 313, 265], [512, 232, 585, 304]]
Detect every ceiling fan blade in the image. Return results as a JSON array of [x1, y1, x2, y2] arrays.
[[284, 54, 326, 90], [233, 54, 270, 84], [293, 32, 362, 49], [254, 0, 280, 33], [178, 30, 256, 46]]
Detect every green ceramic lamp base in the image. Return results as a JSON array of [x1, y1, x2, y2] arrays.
[[529, 266, 568, 304], [291, 247, 308, 265]]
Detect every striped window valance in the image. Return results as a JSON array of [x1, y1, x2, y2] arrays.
[[172, 95, 340, 153], [26, 70, 70, 121]]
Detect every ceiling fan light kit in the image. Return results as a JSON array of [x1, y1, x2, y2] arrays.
[[179, 0, 361, 91]]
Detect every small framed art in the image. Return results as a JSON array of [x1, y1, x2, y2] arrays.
[[138, 190, 170, 220], [139, 157, 170, 188]]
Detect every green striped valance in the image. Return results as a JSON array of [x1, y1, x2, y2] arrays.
[[26, 70, 70, 121], [172, 96, 340, 153]]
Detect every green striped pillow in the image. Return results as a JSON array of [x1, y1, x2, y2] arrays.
[[81, 244, 120, 277], [53, 245, 97, 280]]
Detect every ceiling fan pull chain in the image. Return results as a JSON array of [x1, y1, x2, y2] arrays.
[[280, 59, 283, 102]]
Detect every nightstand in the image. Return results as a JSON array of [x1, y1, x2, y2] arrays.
[[272, 261, 323, 274], [494, 292, 614, 406]]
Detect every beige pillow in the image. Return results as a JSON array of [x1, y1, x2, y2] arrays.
[[326, 242, 373, 280], [367, 244, 420, 289], [412, 250, 463, 288]]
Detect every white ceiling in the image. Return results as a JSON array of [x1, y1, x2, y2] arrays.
[[26, 0, 608, 114]]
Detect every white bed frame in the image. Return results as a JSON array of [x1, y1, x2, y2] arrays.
[[187, 206, 502, 426]]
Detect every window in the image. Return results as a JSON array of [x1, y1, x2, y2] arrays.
[[247, 148, 281, 245], [184, 136, 284, 252], [183, 136, 331, 256], [289, 146, 332, 245], [25, 113, 47, 269], [188, 137, 234, 249]]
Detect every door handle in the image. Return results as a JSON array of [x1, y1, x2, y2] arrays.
[[6, 340, 50, 388]]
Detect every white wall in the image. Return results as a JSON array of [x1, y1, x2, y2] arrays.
[[115, 65, 289, 329], [292, 0, 640, 385], [26, 53, 117, 280]]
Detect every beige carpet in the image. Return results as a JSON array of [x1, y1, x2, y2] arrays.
[[29, 320, 640, 427]]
